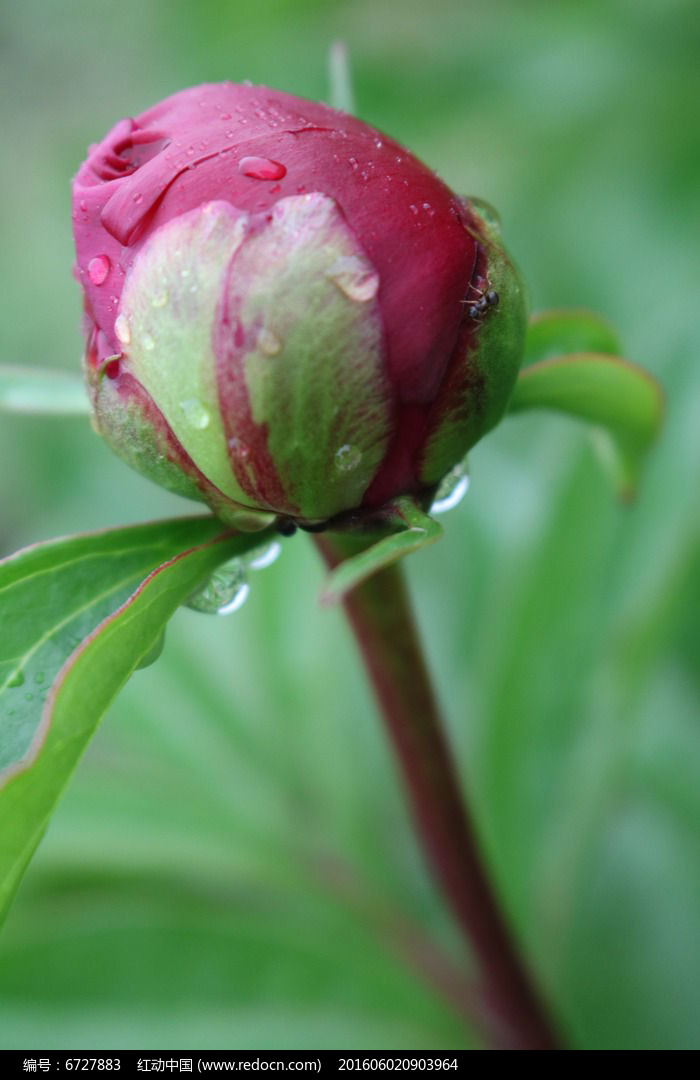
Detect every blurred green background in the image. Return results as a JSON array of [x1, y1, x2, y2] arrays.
[[1, 0, 698, 1051]]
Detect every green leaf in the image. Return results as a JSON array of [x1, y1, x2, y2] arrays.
[[0, 515, 274, 924], [321, 498, 443, 604], [0, 365, 90, 416], [508, 352, 663, 498], [524, 309, 621, 367]]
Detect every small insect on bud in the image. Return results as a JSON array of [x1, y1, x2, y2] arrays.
[[72, 83, 526, 529]]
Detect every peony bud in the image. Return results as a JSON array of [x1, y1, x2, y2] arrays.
[[72, 83, 526, 529]]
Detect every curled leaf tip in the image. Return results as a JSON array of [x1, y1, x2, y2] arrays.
[[509, 350, 663, 499]]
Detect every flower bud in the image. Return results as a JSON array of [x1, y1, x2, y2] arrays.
[[72, 83, 526, 528]]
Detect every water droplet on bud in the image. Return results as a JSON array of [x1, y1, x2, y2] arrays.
[[185, 558, 249, 615], [327, 256, 380, 302], [7, 669, 24, 688], [180, 397, 210, 429], [225, 437, 249, 467], [238, 156, 287, 181], [142, 332, 155, 351], [87, 255, 110, 285], [151, 288, 169, 308], [257, 327, 281, 356], [114, 313, 131, 345], [335, 443, 362, 472], [247, 541, 282, 570], [468, 196, 502, 234], [431, 460, 470, 513]]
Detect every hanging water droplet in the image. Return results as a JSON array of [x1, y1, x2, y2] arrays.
[[87, 254, 110, 285], [335, 443, 362, 472], [326, 256, 379, 302], [7, 669, 24, 688], [257, 327, 281, 356], [184, 559, 249, 615], [238, 156, 287, 181], [142, 331, 155, 351], [247, 541, 282, 571], [180, 397, 210, 429], [151, 287, 169, 308], [431, 460, 470, 513], [136, 630, 166, 670], [114, 313, 131, 345]]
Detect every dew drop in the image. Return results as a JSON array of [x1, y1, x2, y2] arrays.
[[257, 327, 281, 356], [409, 204, 419, 216], [114, 313, 131, 345], [335, 443, 362, 472], [87, 254, 110, 285], [180, 397, 210, 429], [467, 196, 502, 234], [7, 669, 24, 688], [142, 332, 155, 351], [326, 256, 379, 302], [34, 672, 45, 684], [247, 541, 282, 571], [24, 692, 34, 703], [184, 558, 249, 615], [431, 460, 470, 513], [151, 288, 169, 308], [238, 156, 287, 181], [133, 192, 144, 205], [228, 436, 250, 461]]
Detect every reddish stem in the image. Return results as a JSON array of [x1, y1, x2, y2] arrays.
[[316, 535, 561, 1050]]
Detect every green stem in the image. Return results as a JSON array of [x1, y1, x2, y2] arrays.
[[316, 534, 561, 1050]]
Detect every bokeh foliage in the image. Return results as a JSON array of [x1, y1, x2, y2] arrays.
[[0, 0, 698, 1050]]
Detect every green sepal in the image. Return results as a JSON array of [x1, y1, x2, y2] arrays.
[[320, 497, 443, 604], [508, 351, 663, 499]]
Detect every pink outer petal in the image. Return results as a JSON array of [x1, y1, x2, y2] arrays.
[[72, 83, 477, 404]]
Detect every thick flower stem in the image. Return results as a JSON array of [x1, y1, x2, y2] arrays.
[[316, 534, 561, 1051]]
